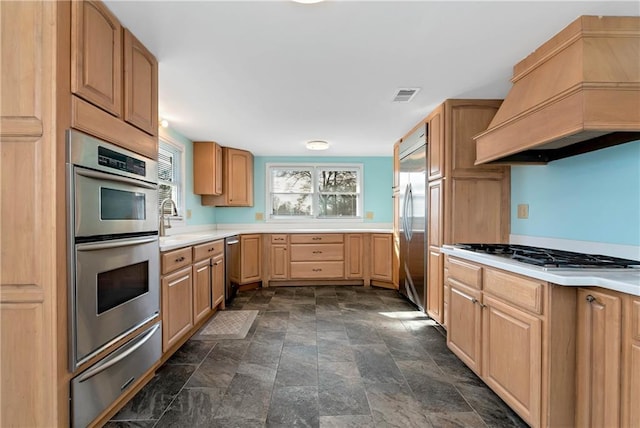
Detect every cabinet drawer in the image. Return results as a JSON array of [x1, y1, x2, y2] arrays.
[[271, 234, 288, 244], [290, 244, 344, 261], [161, 247, 192, 274], [446, 257, 482, 289], [193, 240, 223, 261], [290, 234, 344, 244], [290, 261, 344, 278], [483, 268, 544, 315]]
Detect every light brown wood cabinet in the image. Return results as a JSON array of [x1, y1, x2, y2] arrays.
[[420, 99, 509, 325], [445, 255, 577, 428], [370, 234, 392, 283], [234, 234, 262, 284], [71, 0, 122, 117], [193, 141, 223, 195], [290, 234, 344, 279], [623, 295, 640, 428], [270, 234, 289, 280], [346, 234, 364, 279], [192, 259, 213, 325], [161, 266, 194, 351], [202, 147, 254, 206], [0, 2, 160, 425], [162, 240, 225, 353], [575, 287, 622, 428], [123, 29, 158, 135], [264, 233, 394, 286], [70, 0, 159, 159]]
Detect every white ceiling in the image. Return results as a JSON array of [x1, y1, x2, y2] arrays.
[[105, 0, 639, 156]]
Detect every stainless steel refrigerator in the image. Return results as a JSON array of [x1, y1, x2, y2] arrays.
[[398, 130, 427, 310]]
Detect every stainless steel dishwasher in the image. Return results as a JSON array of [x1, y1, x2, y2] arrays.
[[224, 235, 239, 304]]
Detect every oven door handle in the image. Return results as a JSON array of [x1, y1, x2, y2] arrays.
[[76, 236, 158, 251], [75, 168, 158, 190], [77, 323, 160, 383]]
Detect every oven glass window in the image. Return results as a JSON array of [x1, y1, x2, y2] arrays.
[[97, 261, 149, 314], [100, 188, 146, 220]]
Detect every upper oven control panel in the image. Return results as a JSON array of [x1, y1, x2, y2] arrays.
[[98, 146, 146, 177]]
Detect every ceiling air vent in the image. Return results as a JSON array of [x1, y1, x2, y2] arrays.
[[393, 88, 420, 103]]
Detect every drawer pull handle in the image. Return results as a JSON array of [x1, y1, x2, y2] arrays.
[[312, 250, 322, 254], [214, 261, 222, 266], [312, 268, 322, 272], [312, 237, 322, 241], [175, 256, 185, 262], [586, 295, 596, 303], [275, 238, 284, 241]]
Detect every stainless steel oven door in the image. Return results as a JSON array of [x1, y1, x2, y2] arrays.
[[71, 235, 160, 370], [72, 166, 158, 238]]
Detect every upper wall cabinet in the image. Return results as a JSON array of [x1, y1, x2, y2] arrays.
[[193, 141, 223, 196], [123, 29, 158, 135], [201, 147, 254, 207], [72, 0, 122, 116], [71, 0, 159, 159]]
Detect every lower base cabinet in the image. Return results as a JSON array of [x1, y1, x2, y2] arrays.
[[445, 255, 576, 428], [161, 266, 194, 351], [161, 240, 225, 352]]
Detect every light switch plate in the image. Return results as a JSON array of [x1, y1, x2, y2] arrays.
[[517, 204, 529, 219], [186, 209, 192, 219], [365, 211, 374, 220], [255, 212, 264, 221]]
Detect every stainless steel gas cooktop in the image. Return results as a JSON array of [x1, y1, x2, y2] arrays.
[[454, 244, 640, 269]]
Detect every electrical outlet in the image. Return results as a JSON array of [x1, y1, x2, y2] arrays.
[[186, 209, 192, 219], [517, 204, 529, 219], [255, 212, 264, 221], [365, 211, 374, 220]]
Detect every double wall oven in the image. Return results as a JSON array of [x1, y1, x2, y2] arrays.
[[67, 130, 161, 427]]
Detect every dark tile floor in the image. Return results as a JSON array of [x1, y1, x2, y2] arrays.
[[106, 286, 528, 428]]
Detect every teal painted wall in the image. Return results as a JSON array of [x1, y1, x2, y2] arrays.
[[161, 127, 216, 225], [214, 156, 393, 224], [511, 140, 640, 246]]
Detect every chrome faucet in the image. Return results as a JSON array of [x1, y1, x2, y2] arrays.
[[159, 198, 178, 237]]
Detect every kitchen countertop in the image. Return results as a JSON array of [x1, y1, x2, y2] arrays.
[[441, 245, 640, 296], [159, 228, 393, 252]]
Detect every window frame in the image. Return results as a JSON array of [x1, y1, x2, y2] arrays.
[[266, 162, 364, 222], [158, 132, 186, 227]]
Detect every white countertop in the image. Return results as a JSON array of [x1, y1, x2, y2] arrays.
[[441, 245, 640, 297], [159, 228, 393, 252]]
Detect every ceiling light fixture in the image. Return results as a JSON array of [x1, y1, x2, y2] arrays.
[[160, 118, 169, 128], [306, 140, 329, 151]]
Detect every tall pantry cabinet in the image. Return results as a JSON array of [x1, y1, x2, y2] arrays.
[[1, 1, 159, 426], [394, 100, 510, 323]]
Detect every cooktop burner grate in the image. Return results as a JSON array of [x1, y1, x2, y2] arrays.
[[454, 244, 640, 268]]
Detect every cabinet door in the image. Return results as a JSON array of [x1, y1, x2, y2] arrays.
[[428, 105, 444, 180], [192, 259, 212, 325], [71, 0, 122, 116], [576, 288, 622, 428], [161, 267, 193, 351], [240, 234, 261, 284], [123, 28, 158, 135], [428, 179, 443, 247], [193, 141, 223, 195], [447, 280, 482, 375], [370, 234, 392, 282], [450, 177, 508, 244], [482, 295, 542, 427], [227, 148, 253, 206], [212, 254, 225, 308], [271, 244, 289, 280], [345, 234, 364, 279], [426, 248, 443, 323]]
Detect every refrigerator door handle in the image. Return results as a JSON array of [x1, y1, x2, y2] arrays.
[[406, 184, 413, 241], [402, 183, 411, 241]]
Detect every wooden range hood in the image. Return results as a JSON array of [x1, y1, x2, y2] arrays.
[[475, 16, 640, 164]]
